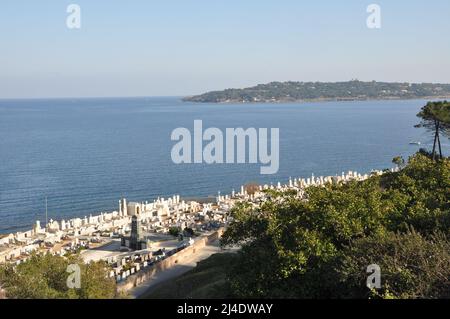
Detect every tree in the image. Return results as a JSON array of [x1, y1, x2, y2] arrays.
[[169, 227, 181, 237], [392, 156, 405, 169], [338, 230, 450, 299], [183, 227, 195, 237], [221, 153, 450, 298], [244, 183, 260, 195], [0, 253, 116, 299], [77, 260, 117, 299], [416, 101, 450, 160]]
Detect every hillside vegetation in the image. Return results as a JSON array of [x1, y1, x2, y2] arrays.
[[0, 254, 117, 299], [221, 153, 450, 298], [142, 152, 450, 299], [184, 80, 450, 103]]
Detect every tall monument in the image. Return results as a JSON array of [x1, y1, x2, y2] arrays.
[[129, 215, 141, 250], [121, 215, 147, 250]]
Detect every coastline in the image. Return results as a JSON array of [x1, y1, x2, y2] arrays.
[[1, 167, 400, 298], [0, 168, 394, 261], [183, 95, 450, 104], [0, 169, 377, 239]]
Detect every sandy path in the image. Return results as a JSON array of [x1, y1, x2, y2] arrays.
[[130, 240, 225, 298]]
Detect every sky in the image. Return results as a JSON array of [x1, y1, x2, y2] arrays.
[[1, 0, 450, 98]]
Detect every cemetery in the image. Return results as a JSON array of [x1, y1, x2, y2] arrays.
[[0, 167, 395, 294]]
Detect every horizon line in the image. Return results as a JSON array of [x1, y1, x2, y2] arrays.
[[2, 79, 450, 101], [0, 95, 185, 101]]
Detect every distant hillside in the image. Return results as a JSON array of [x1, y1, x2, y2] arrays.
[[183, 80, 450, 103]]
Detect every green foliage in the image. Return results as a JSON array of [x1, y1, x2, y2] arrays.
[[169, 226, 181, 237], [417, 101, 450, 129], [184, 81, 450, 103], [77, 260, 117, 299], [416, 101, 450, 159], [338, 229, 450, 299], [221, 153, 450, 299], [183, 227, 195, 237], [392, 156, 405, 168], [381, 154, 450, 234], [0, 253, 116, 299]]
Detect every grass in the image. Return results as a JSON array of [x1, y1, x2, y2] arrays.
[[141, 253, 237, 299]]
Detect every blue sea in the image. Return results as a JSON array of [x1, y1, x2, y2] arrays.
[[0, 97, 446, 234]]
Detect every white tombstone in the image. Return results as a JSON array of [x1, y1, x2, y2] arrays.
[[34, 220, 42, 233]]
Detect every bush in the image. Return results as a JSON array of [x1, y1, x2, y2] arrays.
[[183, 227, 195, 237], [0, 253, 116, 299], [338, 230, 450, 299], [169, 227, 181, 237], [221, 153, 450, 299]]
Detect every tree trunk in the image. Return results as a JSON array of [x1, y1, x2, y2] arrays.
[[436, 121, 443, 159], [432, 120, 438, 161]]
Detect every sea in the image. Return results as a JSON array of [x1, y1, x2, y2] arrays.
[[0, 97, 447, 234]]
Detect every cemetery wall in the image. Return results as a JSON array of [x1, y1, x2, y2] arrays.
[[117, 227, 225, 295]]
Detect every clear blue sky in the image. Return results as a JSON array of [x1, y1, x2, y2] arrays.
[[1, 0, 450, 98]]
